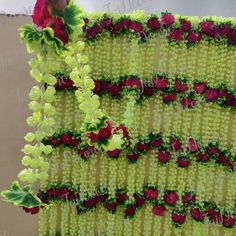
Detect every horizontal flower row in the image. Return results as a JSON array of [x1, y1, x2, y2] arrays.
[[83, 12, 236, 46], [43, 131, 236, 172], [24, 185, 236, 228], [53, 74, 236, 110]]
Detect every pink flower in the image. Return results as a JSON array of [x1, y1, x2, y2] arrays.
[[164, 192, 179, 205], [187, 31, 202, 43], [190, 208, 206, 222], [169, 28, 183, 41], [181, 98, 197, 108], [153, 78, 168, 90], [182, 194, 196, 204], [175, 80, 188, 93], [188, 138, 199, 152], [124, 205, 136, 217], [60, 134, 72, 145], [205, 89, 219, 101], [161, 13, 175, 27], [171, 212, 186, 224], [152, 205, 165, 216], [162, 93, 177, 103], [147, 18, 161, 30], [193, 82, 207, 94], [157, 151, 171, 163], [144, 188, 158, 200], [129, 21, 143, 33], [176, 157, 190, 168], [180, 19, 191, 32], [107, 149, 121, 158]]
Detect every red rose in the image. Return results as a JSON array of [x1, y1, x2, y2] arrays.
[[188, 138, 199, 152], [150, 139, 163, 148], [187, 31, 202, 43], [171, 212, 186, 224], [164, 192, 178, 205], [70, 138, 81, 148], [124, 205, 136, 217], [129, 21, 143, 33], [191, 208, 206, 222], [117, 193, 128, 204], [134, 194, 146, 207], [200, 21, 214, 35], [170, 138, 182, 152], [153, 78, 168, 90], [205, 89, 219, 101], [126, 153, 139, 162], [180, 19, 191, 32], [147, 18, 161, 30], [157, 151, 171, 163], [143, 86, 155, 97], [101, 18, 113, 29], [162, 93, 177, 103], [60, 134, 72, 145], [223, 216, 235, 228], [110, 84, 121, 97], [85, 197, 98, 209], [123, 77, 142, 89], [23, 206, 40, 215], [144, 188, 158, 200], [181, 98, 197, 108], [228, 29, 236, 45], [48, 137, 60, 146], [98, 121, 113, 140], [46, 188, 59, 198], [107, 149, 121, 158], [114, 124, 129, 138], [152, 205, 165, 216], [104, 202, 117, 212], [176, 157, 190, 168], [169, 28, 183, 41], [175, 80, 188, 93], [193, 82, 207, 94], [136, 142, 150, 152], [197, 152, 209, 162], [182, 193, 196, 204], [161, 13, 175, 27]]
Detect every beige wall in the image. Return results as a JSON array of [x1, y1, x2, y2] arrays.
[[0, 15, 38, 236]]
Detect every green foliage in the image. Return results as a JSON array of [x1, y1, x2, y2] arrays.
[[1, 181, 42, 208]]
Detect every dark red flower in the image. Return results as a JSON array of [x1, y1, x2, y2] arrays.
[[59, 188, 70, 200], [60, 134, 72, 145], [161, 13, 175, 27], [181, 98, 197, 108], [207, 209, 223, 223], [193, 82, 207, 94], [176, 157, 190, 168], [162, 93, 177, 103], [147, 18, 161, 30], [164, 192, 178, 205], [126, 153, 139, 162], [84, 197, 98, 209], [171, 212, 186, 224], [200, 21, 214, 35], [124, 205, 136, 217], [142, 86, 155, 97], [101, 18, 113, 29], [190, 208, 206, 222], [169, 28, 183, 41], [117, 193, 128, 204], [32, 0, 51, 27], [93, 80, 101, 94], [68, 191, 78, 201], [218, 154, 230, 166], [182, 193, 196, 204], [100, 81, 111, 92], [92, 22, 102, 34], [23, 206, 40, 215], [157, 151, 171, 163], [97, 194, 109, 202], [111, 21, 124, 34], [175, 80, 188, 93], [144, 188, 158, 200], [129, 21, 143, 33], [197, 152, 209, 162], [207, 147, 221, 155], [187, 31, 202, 43], [48, 137, 61, 146], [70, 138, 81, 148], [205, 89, 219, 101], [104, 202, 117, 212], [150, 139, 163, 148], [110, 83, 121, 97], [114, 124, 129, 138], [107, 149, 121, 158], [134, 194, 146, 207], [152, 205, 166, 216], [136, 142, 150, 152], [223, 216, 235, 228], [123, 77, 142, 89], [98, 121, 113, 140], [188, 138, 199, 152], [153, 78, 168, 90], [228, 29, 236, 45], [46, 188, 59, 198], [123, 19, 133, 28], [170, 138, 182, 152], [180, 19, 191, 32], [85, 28, 97, 39], [225, 94, 236, 106]]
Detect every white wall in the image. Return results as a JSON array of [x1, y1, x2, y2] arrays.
[[0, 0, 236, 17]]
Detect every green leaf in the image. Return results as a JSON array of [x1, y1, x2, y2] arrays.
[[1, 181, 42, 208]]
